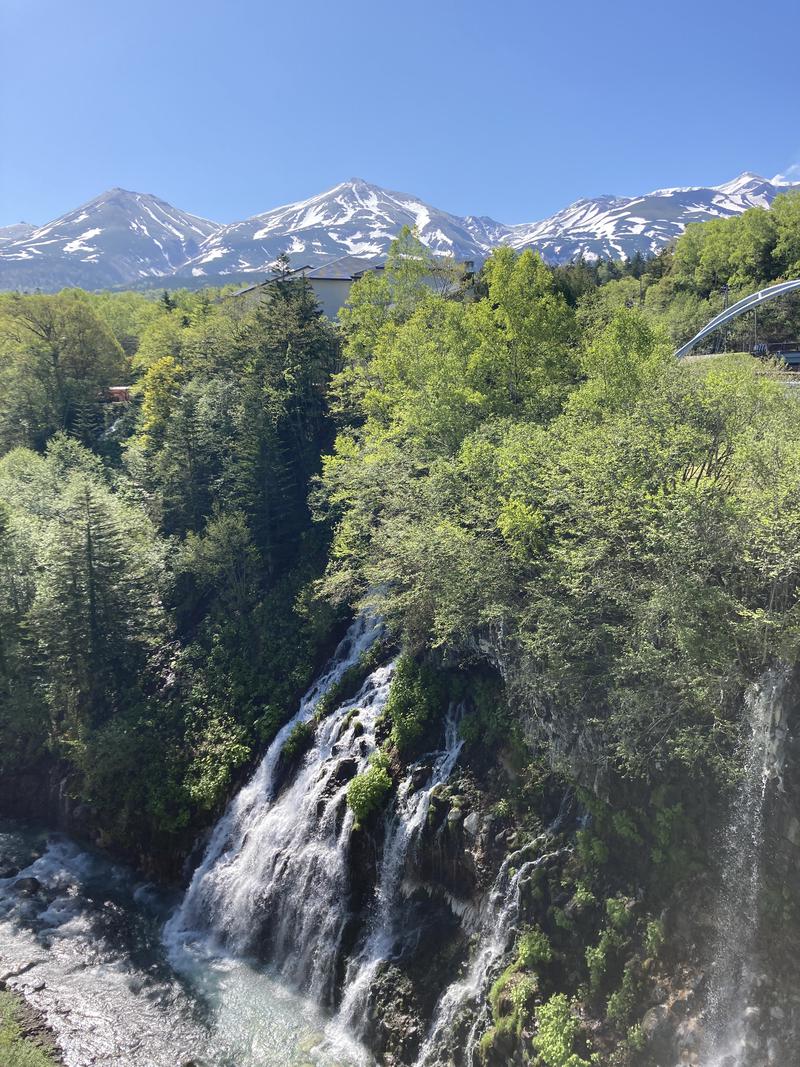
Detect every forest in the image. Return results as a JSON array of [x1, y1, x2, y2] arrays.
[[3, 191, 800, 1065]]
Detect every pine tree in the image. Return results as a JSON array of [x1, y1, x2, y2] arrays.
[[31, 474, 164, 729]]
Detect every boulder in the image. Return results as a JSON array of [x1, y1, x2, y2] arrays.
[[13, 876, 41, 896], [463, 811, 481, 837]]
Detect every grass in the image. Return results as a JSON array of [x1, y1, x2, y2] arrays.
[[0, 990, 61, 1067]]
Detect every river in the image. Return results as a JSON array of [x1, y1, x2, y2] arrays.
[[0, 821, 366, 1067]]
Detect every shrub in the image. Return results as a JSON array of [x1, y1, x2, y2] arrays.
[[347, 751, 392, 823], [487, 965, 539, 1049], [282, 720, 315, 761], [644, 918, 665, 957], [611, 811, 642, 845], [517, 925, 553, 967], [626, 1024, 645, 1051], [573, 882, 596, 908], [606, 961, 642, 1026], [576, 829, 609, 868], [383, 654, 445, 755], [586, 926, 626, 993], [533, 994, 592, 1067], [606, 896, 633, 931]]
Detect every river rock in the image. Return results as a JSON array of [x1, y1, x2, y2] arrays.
[[13, 876, 41, 895], [463, 811, 481, 837]]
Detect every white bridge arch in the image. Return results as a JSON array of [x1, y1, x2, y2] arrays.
[[675, 279, 800, 359]]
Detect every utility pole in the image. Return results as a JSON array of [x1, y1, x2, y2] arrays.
[[721, 283, 730, 352]]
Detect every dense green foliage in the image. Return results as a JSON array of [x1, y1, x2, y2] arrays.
[[317, 216, 800, 783], [382, 653, 448, 755], [552, 188, 800, 351], [532, 994, 592, 1067], [0, 274, 342, 856], [346, 750, 393, 824], [4, 201, 800, 856]]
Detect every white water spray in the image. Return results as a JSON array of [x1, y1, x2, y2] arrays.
[[333, 707, 465, 1038], [165, 614, 388, 1003], [702, 669, 789, 1067]]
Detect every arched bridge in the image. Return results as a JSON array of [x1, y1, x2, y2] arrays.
[[675, 279, 800, 359]]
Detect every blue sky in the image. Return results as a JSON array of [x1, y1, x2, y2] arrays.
[[2, 0, 799, 228]]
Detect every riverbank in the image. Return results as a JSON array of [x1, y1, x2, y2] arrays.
[[0, 984, 62, 1067]]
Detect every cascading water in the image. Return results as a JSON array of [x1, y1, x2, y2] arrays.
[[0, 825, 348, 1066], [333, 707, 465, 1040], [702, 668, 789, 1067], [166, 613, 391, 1006], [0, 612, 583, 1067], [0, 615, 396, 1067], [415, 834, 568, 1067]]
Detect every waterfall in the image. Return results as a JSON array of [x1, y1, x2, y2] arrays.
[[165, 613, 390, 1004], [332, 707, 465, 1039], [415, 836, 567, 1067], [702, 668, 789, 1067]]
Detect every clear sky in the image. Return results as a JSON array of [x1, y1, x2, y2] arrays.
[[2, 0, 800, 228]]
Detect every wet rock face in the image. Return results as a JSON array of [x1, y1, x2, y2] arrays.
[[408, 777, 493, 904], [0, 765, 64, 825], [361, 964, 425, 1065], [750, 669, 800, 1062], [338, 772, 496, 1061], [411, 790, 477, 899], [345, 822, 382, 918]]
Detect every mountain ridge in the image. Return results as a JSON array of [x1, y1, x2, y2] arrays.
[[2, 172, 798, 291], [0, 188, 219, 290]]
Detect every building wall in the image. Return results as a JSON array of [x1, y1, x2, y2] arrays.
[[308, 278, 354, 319]]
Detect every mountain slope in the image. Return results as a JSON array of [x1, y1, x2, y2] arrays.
[[0, 222, 37, 248], [0, 189, 219, 290], [2, 173, 798, 291], [175, 178, 489, 280]]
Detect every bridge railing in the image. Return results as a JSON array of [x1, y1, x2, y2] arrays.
[[675, 279, 800, 360]]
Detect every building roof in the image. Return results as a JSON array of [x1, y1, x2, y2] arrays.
[[227, 256, 382, 299], [228, 265, 311, 298], [304, 255, 383, 281]]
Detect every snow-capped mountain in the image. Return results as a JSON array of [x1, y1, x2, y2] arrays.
[[1, 173, 797, 291], [175, 178, 487, 280], [502, 172, 793, 262], [0, 189, 218, 290]]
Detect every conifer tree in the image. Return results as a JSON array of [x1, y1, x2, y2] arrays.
[[31, 473, 164, 729]]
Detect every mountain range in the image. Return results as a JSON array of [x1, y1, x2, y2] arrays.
[[1, 172, 797, 292]]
